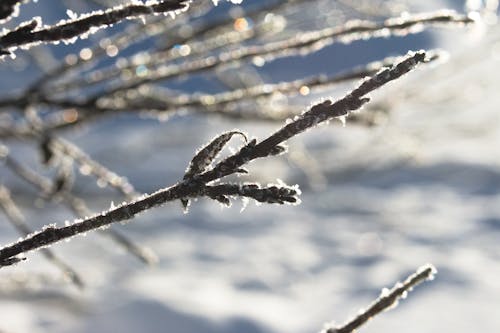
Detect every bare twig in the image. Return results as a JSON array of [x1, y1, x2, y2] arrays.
[[0, 51, 441, 137], [194, 51, 428, 184]]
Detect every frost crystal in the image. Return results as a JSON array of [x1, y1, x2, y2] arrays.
[[212, 0, 244, 5]]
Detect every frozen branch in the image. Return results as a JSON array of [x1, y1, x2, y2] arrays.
[[205, 183, 300, 205], [0, 50, 441, 136], [0, 0, 23, 23], [0, 0, 191, 57], [87, 10, 472, 99], [194, 51, 428, 184], [0, 50, 428, 267], [323, 264, 437, 333]]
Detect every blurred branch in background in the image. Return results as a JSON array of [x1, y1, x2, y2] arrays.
[[0, 184, 84, 288], [0, 145, 158, 266]]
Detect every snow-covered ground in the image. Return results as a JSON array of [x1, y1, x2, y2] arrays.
[[1, 1, 499, 332]]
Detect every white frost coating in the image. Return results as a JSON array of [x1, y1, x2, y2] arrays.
[[212, 0, 243, 5], [338, 115, 347, 127], [66, 9, 78, 20], [1, 0, 191, 58], [379, 287, 390, 297], [0, 6, 19, 24], [239, 197, 249, 212]]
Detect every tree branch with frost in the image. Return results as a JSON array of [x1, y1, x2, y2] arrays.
[[0, 9, 472, 120], [192, 51, 428, 184], [0, 0, 191, 57], [0, 53, 417, 133], [90, 10, 470, 94], [322, 264, 437, 333], [0, 185, 84, 288], [0, 50, 428, 267]]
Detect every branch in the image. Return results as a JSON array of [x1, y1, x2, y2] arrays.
[[0, 0, 191, 57], [0, 185, 84, 288], [205, 183, 300, 205], [44, 0, 299, 94], [0, 0, 23, 23], [195, 51, 428, 184], [323, 264, 437, 333], [0, 50, 428, 266], [47, 137, 140, 199], [82, 10, 472, 100], [133, 51, 442, 112]]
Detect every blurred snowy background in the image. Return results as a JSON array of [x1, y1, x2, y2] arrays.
[[1, 0, 499, 332]]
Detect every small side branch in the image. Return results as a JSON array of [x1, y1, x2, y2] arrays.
[[324, 264, 437, 333], [49, 137, 139, 199]]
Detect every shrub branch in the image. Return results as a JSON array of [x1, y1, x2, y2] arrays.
[[323, 264, 437, 333], [0, 50, 428, 266], [0, 0, 191, 57], [0, 0, 24, 23]]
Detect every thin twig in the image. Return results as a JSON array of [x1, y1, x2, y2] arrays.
[[0, 0, 24, 23], [46, 0, 301, 93], [0, 0, 191, 56], [0, 51, 441, 136], [83, 11, 472, 101], [49, 137, 140, 199], [324, 264, 437, 333]]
